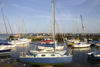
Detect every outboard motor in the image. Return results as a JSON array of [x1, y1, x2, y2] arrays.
[[91, 53, 94, 57]]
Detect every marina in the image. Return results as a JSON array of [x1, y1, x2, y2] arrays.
[[0, 34, 100, 67], [0, 0, 100, 67]]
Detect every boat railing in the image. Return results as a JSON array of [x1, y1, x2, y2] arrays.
[[19, 52, 33, 57], [19, 52, 27, 57], [66, 49, 72, 55]]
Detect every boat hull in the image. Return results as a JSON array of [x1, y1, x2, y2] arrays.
[[19, 55, 72, 65], [0, 49, 11, 54], [72, 45, 90, 48], [87, 52, 100, 60]]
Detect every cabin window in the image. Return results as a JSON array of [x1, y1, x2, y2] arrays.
[[51, 54, 55, 56], [41, 55, 45, 56]]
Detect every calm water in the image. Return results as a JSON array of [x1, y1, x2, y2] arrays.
[[0, 34, 100, 67]]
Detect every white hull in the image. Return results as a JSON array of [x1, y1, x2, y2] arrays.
[[8, 40, 27, 45], [3, 45, 16, 48], [0, 46, 11, 54], [72, 42, 90, 48], [72, 44, 90, 48], [38, 46, 64, 50], [19, 39, 31, 43]]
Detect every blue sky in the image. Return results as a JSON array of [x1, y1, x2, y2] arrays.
[[0, 0, 100, 34]]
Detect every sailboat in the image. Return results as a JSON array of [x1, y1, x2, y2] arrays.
[[19, 0, 72, 65], [0, 45, 11, 54], [0, 3, 11, 54], [72, 42, 90, 48], [18, 19, 31, 43], [71, 15, 91, 48], [8, 17, 29, 45]]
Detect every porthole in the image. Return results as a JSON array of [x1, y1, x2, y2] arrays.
[[42, 55, 45, 56], [51, 54, 55, 56]]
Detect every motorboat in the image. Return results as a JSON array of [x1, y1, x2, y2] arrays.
[[87, 52, 100, 60]]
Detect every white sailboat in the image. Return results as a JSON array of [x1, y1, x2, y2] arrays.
[[72, 42, 90, 48], [0, 45, 11, 54], [8, 40, 27, 45], [19, 19, 31, 43], [8, 17, 30, 45], [19, 0, 72, 65], [0, 4, 16, 48]]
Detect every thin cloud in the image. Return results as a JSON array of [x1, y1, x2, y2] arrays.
[[22, 6, 35, 11], [68, 0, 86, 5], [12, 3, 35, 11], [58, 13, 77, 21], [12, 4, 18, 7], [36, 15, 52, 19], [58, 0, 86, 5], [87, 0, 100, 12]]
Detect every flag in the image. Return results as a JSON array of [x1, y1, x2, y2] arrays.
[[82, 26, 84, 28]]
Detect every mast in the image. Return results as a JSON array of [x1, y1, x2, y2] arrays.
[[53, 0, 55, 43], [53, 0, 55, 51], [6, 16, 9, 39], [80, 15, 84, 35], [77, 15, 79, 38], [19, 16, 20, 38], [24, 22, 28, 37], [23, 19, 24, 36], [0, 3, 8, 37]]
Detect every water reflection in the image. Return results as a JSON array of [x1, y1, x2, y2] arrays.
[[87, 58, 100, 66], [0, 41, 100, 67], [72, 47, 90, 52], [0, 54, 11, 62]]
